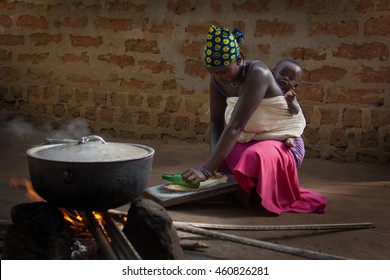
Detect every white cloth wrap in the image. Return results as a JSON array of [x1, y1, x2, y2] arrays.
[[225, 96, 306, 143]]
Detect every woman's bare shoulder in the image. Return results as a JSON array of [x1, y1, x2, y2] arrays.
[[247, 60, 273, 79]]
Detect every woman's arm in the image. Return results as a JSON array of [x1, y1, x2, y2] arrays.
[[209, 77, 227, 154]]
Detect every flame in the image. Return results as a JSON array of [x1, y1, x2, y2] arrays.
[[8, 177, 45, 202], [61, 209, 84, 228]]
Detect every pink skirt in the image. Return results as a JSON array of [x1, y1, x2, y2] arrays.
[[221, 140, 326, 215]]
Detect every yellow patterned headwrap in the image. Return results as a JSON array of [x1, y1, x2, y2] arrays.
[[203, 25, 245, 67]]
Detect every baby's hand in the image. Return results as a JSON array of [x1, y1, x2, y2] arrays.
[[284, 137, 295, 148], [285, 90, 296, 102]]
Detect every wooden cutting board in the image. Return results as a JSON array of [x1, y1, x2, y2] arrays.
[[142, 173, 241, 207]]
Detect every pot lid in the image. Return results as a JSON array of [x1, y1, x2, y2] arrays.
[[27, 135, 154, 163]]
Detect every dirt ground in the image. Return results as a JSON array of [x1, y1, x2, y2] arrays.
[[0, 116, 389, 260]]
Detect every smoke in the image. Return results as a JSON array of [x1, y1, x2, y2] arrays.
[[49, 118, 92, 139], [1, 111, 92, 142]]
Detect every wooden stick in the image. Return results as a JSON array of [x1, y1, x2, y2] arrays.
[[174, 223, 349, 260], [174, 221, 375, 231]]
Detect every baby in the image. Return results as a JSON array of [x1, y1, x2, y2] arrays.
[[273, 58, 303, 147]]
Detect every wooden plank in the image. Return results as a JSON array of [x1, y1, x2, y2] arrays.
[[142, 173, 240, 207]]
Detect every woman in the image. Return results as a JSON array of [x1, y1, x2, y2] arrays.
[[182, 25, 326, 215]]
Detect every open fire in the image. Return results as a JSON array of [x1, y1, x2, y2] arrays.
[[3, 176, 184, 260]]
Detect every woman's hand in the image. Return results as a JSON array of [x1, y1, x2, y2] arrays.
[[182, 168, 207, 185]]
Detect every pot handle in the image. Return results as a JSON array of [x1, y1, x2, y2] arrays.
[[78, 135, 107, 144]]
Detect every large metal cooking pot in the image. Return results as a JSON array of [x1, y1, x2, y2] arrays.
[[26, 135, 154, 210]]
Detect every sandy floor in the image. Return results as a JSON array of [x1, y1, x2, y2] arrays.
[[1, 116, 389, 260]]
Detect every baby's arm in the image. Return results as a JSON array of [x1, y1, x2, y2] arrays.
[[285, 90, 300, 115]]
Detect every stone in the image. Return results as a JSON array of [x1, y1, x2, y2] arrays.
[[123, 198, 184, 260]]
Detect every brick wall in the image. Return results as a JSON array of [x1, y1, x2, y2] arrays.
[[0, 0, 389, 164]]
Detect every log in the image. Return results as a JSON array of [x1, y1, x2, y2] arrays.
[[174, 223, 349, 260]]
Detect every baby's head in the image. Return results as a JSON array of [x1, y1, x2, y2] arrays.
[[274, 58, 302, 92]]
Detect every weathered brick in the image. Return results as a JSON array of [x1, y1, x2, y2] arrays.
[[361, 129, 379, 149], [148, 19, 174, 33], [18, 52, 49, 64], [343, 108, 362, 128], [327, 88, 384, 106], [193, 117, 208, 135], [174, 116, 190, 131], [138, 60, 173, 74], [59, 86, 74, 102], [119, 130, 136, 139], [185, 24, 209, 36], [281, 47, 326, 60], [10, 84, 23, 99], [356, 0, 390, 12], [286, 0, 336, 14], [111, 92, 126, 107], [0, 67, 21, 82], [100, 108, 114, 123], [0, 34, 25, 46], [27, 85, 40, 100], [319, 106, 339, 125], [95, 17, 133, 31], [52, 104, 66, 118], [85, 107, 97, 121], [364, 16, 390, 36], [29, 33, 62, 46], [184, 59, 208, 79], [359, 66, 390, 83], [70, 35, 103, 48], [308, 20, 358, 37], [0, 48, 12, 61], [257, 44, 271, 54], [42, 85, 56, 103], [118, 109, 132, 124], [128, 93, 144, 107], [300, 104, 313, 123], [331, 129, 348, 148], [0, 15, 12, 27], [167, 0, 193, 15], [146, 95, 162, 109], [93, 90, 108, 106], [302, 126, 320, 145], [57, 52, 89, 64], [371, 108, 390, 128], [162, 79, 177, 90], [297, 84, 324, 102], [67, 74, 99, 86], [233, 0, 269, 12], [308, 66, 348, 82], [384, 130, 390, 152], [125, 39, 160, 54], [255, 19, 294, 37], [165, 96, 182, 113], [122, 78, 156, 91], [180, 40, 204, 58], [107, 2, 147, 12], [54, 17, 88, 28], [333, 42, 388, 61], [158, 112, 171, 128], [137, 111, 150, 125], [0, 1, 20, 10], [98, 54, 135, 69], [17, 15, 48, 29], [75, 88, 89, 104], [68, 106, 81, 119], [185, 99, 203, 114]]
